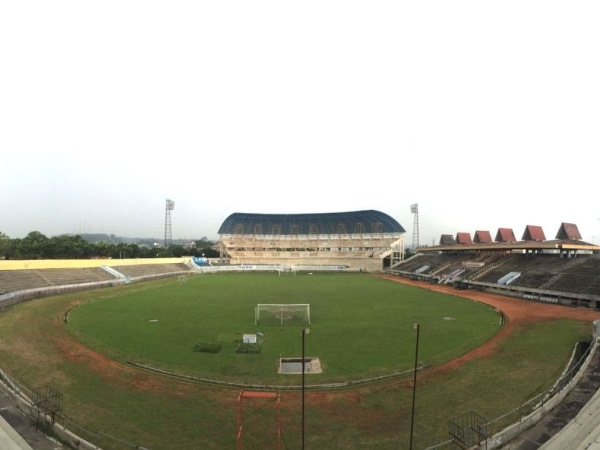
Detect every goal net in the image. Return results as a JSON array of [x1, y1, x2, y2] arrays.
[[255, 304, 311, 326]]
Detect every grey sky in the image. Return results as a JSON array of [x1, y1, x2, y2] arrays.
[[2, 2, 599, 244]]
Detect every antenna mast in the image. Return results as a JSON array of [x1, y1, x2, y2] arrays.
[[410, 203, 419, 250]]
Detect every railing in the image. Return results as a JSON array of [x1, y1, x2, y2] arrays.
[[423, 339, 596, 450], [0, 366, 150, 450], [466, 254, 513, 280]]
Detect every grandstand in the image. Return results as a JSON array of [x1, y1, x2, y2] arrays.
[[385, 221, 600, 448], [0, 259, 193, 308], [217, 210, 406, 272], [389, 222, 600, 308]]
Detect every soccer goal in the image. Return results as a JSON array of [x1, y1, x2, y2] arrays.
[[255, 304, 311, 326]]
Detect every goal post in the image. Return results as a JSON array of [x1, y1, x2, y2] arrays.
[[255, 304, 311, 326]]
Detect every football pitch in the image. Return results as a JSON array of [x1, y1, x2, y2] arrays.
[[65, 272, 501, 385]]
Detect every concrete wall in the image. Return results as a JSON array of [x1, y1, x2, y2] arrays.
[[475, 335, 600, 449], [0, 257, 190, 271], [231, 257, 383, 272]]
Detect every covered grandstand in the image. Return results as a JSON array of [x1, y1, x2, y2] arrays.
[[389, 222, 600, 309], [217, 210, 406, 272]]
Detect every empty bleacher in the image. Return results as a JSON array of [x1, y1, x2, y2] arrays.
[[0, 270, 51, 294], [392, 252, 600, 312], [108, 263, 191, 279], [0, 262, 195, 298], [0, 267, 115, 295], [543, 256, 600, 296], [394, 253, 469, 274], [393, 253, 507, 282], [392, 252, 600, 307], [473, 254, 585, 290]]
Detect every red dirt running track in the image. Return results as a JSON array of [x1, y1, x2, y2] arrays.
[[380, 275, 600, 377]]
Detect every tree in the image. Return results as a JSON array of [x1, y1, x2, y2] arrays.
[[0, 230, 220, 260], [111, 242, 141, 259], [49, 234, 90, 259], [0, 232, 11, 259], [94, 241, 112, 258], [20, 231, 50, 259], [195, 240, 219, 258], [169, 245, 187, 257]]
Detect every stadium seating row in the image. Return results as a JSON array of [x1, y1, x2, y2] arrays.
[[393, 253, 600, 299], [0, 263, 191, 296]]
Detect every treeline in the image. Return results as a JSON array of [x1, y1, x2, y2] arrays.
[[0, 231, 219, 260]]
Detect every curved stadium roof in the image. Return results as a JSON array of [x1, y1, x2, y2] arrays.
[[218, 210, 405, 235]]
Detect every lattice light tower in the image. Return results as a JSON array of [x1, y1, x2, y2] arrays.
[[164, 199, 175, 248], [410, 203, 419, 251]]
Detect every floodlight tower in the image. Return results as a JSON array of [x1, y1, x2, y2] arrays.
[[410, 203, 419, 251], [164, 199, 175, 248]]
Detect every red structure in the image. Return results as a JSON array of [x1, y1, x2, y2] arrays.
[[236, 390, 281, 450]]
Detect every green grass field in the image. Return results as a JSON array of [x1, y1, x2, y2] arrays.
[[0, 272, 592, 449], [65, 272, 501, 385]]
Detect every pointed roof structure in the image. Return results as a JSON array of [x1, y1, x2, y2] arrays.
[[556, 223, 582, 240], [522, 225, 546, 242], [473, 230, 492, 244], [419, 222, 600, 254], [496, 228, 517, 242], [439, 234, 455, 245], [455, 232, 473, 245]]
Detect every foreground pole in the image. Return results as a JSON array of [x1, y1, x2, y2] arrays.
[[302, 328, 309, 449], [409, 323, 420, 450]]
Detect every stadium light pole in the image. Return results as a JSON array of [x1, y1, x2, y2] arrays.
[[409, 323, 420, 450], [302, 327, 310, 450]]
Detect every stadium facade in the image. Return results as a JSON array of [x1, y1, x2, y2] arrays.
[[217, 210, 406, 272]]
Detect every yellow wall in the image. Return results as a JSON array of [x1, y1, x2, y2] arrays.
[[0, 257, 190, 271]]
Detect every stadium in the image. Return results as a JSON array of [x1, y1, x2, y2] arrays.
[[1, 209, 600, 449], [216, 210, 406, 271]]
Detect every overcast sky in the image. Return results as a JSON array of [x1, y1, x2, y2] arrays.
[[1, 2, 599, 244]]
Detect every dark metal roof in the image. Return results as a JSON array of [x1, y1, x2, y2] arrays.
[[439, 234, 455, 245], [218, 210, 405, 235]]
